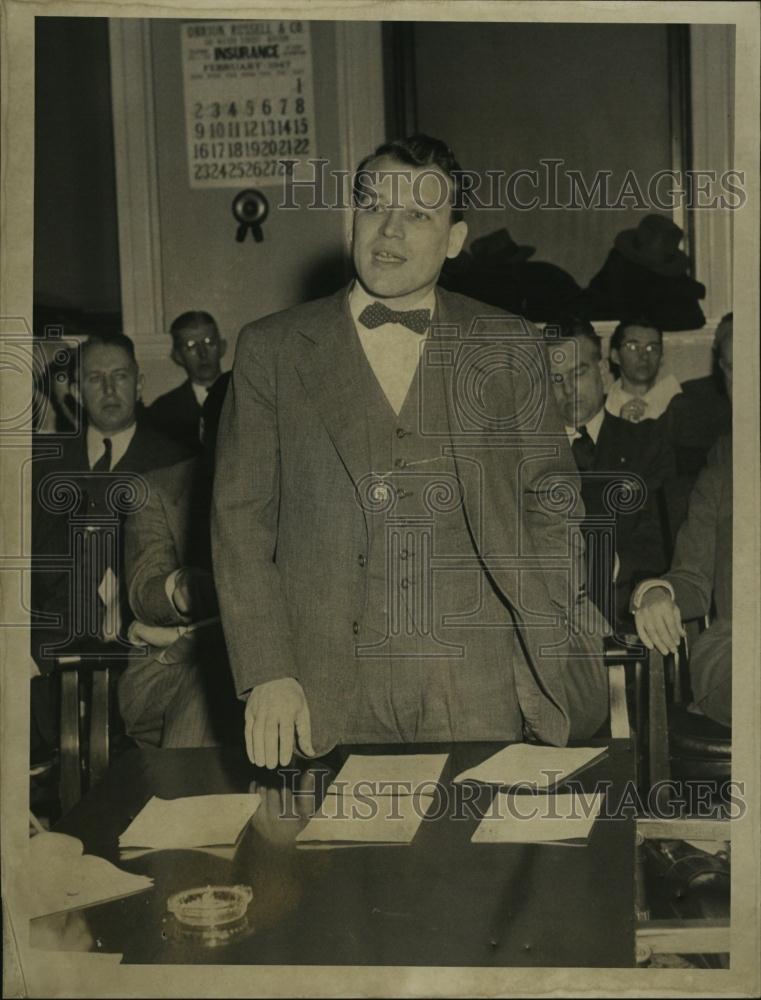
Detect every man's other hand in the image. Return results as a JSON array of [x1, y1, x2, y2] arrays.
[[634, 586, 685, 655], [245, 677, 315, 769]]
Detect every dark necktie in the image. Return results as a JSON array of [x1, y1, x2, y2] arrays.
[[91, 437, 112, 472], [358, 301, 431, 334], [572, 425, 596, 472]]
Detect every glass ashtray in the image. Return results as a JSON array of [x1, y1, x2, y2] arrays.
[[167, 884, 253, 929]]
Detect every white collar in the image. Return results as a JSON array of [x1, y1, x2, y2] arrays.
[[605, 374, 682, 419], [565, 405, 605, 445], [86, 421, 137, 470], [191, 379, 214, 407]]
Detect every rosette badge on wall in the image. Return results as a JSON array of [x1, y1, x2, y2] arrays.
[[232, 189, 269, 242]]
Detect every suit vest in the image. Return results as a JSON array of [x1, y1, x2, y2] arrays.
[[348, 328, 523, 742]]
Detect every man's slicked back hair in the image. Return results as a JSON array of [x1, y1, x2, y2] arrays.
[[556, 317, 603, 359], [79, 331, 138, 371], [353, 133, 466, 222]]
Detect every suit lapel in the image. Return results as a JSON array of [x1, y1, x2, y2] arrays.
[[68, 433, 91, 472], [592, 411, 613, 469], [181, 378, 201, 414], [433, 289, 486, 548], [294, 289, 371, 488]]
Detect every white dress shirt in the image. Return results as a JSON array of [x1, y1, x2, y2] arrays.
[[605, 374, 682, 420], [564, 405, 605, 446], [349, 283, 435, 416], [86, 422, 137, 470], [191, 381, 211, 407]]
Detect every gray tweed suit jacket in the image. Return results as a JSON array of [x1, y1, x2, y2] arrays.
[[212, 286, 609, 750], [120, 457, 238, 747]]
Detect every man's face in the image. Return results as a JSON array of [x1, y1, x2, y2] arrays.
[[718, 322, 733, 399], [172, 322, 225, 386], [549, 336, 606, 428], [80, 343, 142, 434], [351, 155, 468, 309], [611, 324, 663, 387]]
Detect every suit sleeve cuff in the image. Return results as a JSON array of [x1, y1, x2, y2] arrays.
[[165, 569, 189, 619], [630, 578, 675, 612]]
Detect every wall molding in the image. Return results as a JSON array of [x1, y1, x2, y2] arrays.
[[109, 19, 165, 341], [690, 24, 735, 320], [334, 20, 385, 261]]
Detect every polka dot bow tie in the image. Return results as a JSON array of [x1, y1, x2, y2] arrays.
[[358, 301, 431, 335]]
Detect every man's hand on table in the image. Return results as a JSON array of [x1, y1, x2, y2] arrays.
[[245, 677, 315, 768], [634, 585, 685, 655]]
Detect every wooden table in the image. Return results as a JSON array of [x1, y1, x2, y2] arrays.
[[40, 740, 636, 967]]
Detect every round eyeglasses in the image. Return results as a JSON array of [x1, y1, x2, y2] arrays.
[[621, 341, 662, 355]]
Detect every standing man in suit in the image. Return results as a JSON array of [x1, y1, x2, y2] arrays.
[[31, 333, 188, 759], [547, 320, 675, 627], [213, 134, 609, 770], [148, 311, 227, 452]]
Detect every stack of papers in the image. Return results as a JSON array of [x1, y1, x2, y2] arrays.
[[296, 754, 447, 846], [28, 833, 153, 919], [118, 794, 261, 853], [453, 744, 606, 790], [472, 790, 605, 846]]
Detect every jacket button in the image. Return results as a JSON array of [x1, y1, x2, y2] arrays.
[[396, 427, 407, 439], [400, 579, 410, 590], [358, 554, 366, 567], [352, 621, 359, 634], [400, 549, 409, 560]]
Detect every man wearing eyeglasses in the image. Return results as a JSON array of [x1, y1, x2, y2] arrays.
[[148, 311, 227, 452], [548, 319, 675, 627], [605, 318, 681, 423]]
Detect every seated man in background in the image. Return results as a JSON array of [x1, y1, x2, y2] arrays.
[[31, 333, 188, 762], [632, 323, 732, 727], [606, 318, 682, 422], [548, 320, 675, 627], [118, 373, 241, 747], [661, 313, 733, 533], [148, 311, 227, 453]]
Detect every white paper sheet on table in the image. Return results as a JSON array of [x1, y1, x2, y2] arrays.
[[28, 833, 153, 919], [453, 744, 606, 790], [325, 754, 448, 797], [119, 844, 240, 862], [296, 791, 436, 844], [472, 791, 605, 844], [118, 793, 261, 850]]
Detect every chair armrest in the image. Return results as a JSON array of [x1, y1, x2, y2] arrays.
[[607, 663, 630, 739], [603, 633, 646, 661]]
